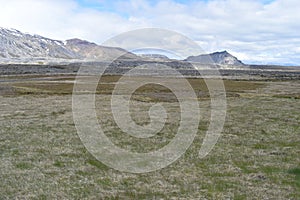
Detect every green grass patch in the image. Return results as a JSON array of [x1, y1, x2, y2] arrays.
[[234, 161, 258, 174], [273, 94, 300, 99], [86, 159, 108, 170], [15, 162, 34, 170], [288, 168, 300, 188], [234, 193, 247, 200], [261, 166, 281, 174], [97, 178, 112, 187], [53, 160, 65, 168], [253, 143, 269, 149]]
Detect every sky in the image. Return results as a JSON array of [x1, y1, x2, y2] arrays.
[[0, 0, 300, 65]]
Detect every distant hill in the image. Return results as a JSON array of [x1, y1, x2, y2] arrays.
[[185, 51, 244, 66], [138, 53, 170, 61], [65, 38, 136, 60]]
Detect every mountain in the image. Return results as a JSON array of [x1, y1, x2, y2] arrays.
[[0, 28, 78, 59], [185, 51, 244, 66], [0, 27, 135, 62], [65, 38, 136, 60], [0, 27, 248, 66]]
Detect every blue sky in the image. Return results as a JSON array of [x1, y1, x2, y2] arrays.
[[0, 0, 299, 65]]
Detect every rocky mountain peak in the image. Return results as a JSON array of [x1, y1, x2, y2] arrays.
[[185, 50, 244, 66]]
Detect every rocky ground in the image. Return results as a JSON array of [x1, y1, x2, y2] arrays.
[[0, 62, 299, 80]]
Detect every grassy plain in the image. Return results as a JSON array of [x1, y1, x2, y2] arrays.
[[0, 75, 299, 199]]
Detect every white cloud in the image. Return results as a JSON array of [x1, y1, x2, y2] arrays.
[[0, 0, 299, 65]]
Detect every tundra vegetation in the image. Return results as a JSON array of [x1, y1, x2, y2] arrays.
[[0, 73, 299, 199]]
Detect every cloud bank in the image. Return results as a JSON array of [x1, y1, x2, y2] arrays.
[[0, 0, 299, 65]]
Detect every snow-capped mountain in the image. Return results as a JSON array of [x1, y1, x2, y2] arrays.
[[0, 28, 78, 59], [185, 51, 244, 66], [0, 27, 135, 63]]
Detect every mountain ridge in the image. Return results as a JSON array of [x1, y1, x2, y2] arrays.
[[0, 27, 264, 67], [0, 27, 136, 62]]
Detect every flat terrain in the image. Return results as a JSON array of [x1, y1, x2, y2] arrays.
[[0, 74, 299, 199]]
